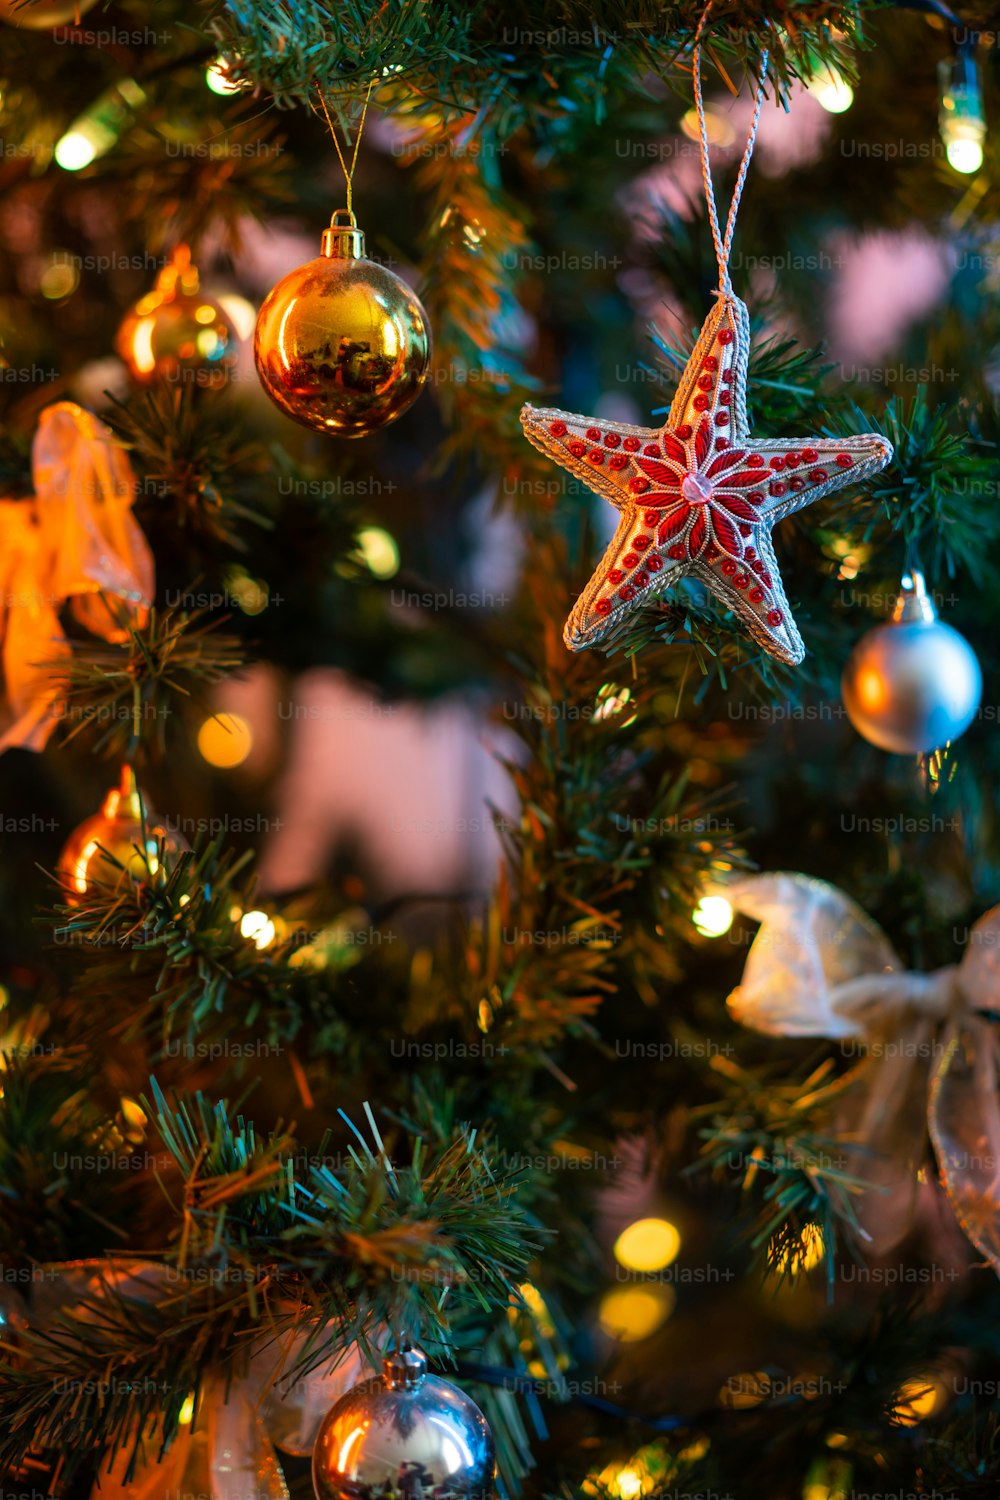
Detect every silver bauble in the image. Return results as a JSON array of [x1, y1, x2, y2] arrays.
[[312, 1347, 495, 1500], [842, 571, 981, 754]]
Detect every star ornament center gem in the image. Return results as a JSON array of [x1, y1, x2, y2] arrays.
[[520, 294, 893, 665]]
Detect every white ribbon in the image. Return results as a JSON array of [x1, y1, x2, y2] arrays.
[[726, 873, 1000, 1274]]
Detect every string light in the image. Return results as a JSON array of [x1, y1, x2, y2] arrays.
[[806, 66, 854, 114], [613, 1218, 681, 1273], [205, 56, 245, 95], [197, 712, 253, 768], [597, 1284, 675, 1342], [352, 526, 400, 580], [770, 1221, 825, 1274], [939, 47, 986, 175], [55, 78, 146, 171], [692, 894, 734, 937], [240, 910, 277, 949], [891, 1375, 943, 1426]]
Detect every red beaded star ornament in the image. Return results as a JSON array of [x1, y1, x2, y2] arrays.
[[519, 8, 893, 666]]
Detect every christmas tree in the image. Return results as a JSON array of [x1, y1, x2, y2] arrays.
[[0, 0, 998, 1496]]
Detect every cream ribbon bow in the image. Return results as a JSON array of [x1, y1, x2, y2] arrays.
[[726, 873, 1000, 1274], [0, 401, 153, 752]]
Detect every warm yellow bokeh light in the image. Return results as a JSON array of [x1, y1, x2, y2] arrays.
[[205, 57, 243, 95], [613, 1218, 681, 1273], [771, 1221, 825, 1274], [179, 1394, 196, 1425], [354, 525, 400, 580], [615, 1470, 642, 1500], [597, 1284, 674, 1342], [692, 894, 734, 937], [946, 137, 983, 174], [40, 259, 79, 299], [680, 105, 736, 147], [594, 683, 633, 723], [240, 910, 276, 950], [892, 1375, 942, 1426], [197, 712, 253, 768], [55, 130, 98, 171], [720, 1370, 771, 1409], [808, 69, 854, 113]]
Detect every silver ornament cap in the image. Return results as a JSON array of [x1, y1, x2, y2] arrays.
[[841, 570, 981, 754], [312, 1347, 495, 1500]]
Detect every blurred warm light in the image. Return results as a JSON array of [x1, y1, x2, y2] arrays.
[[55, 129, 98, 171], [226, 568, 269, 615], [807, 68, 854, 113], [195, 328, 222, 358], [613, 1218, 681, 1273], [771, 1222, 825, 1274], [594, 682, 633, 723], [585, 1443, 672, 1499], [120, 1097, 147, 1134], [614, 1470, 642, 1500], [597, 1284, 674, 1342], [197, 712, 253, 768], [240, 910, 277, 949], [892, 1375, 943, 1426], [55, 80, 145, 172], [680, 105, 736, 147], [354, 525, 400, 579], [205, 57, 244, 94], [179, 1394, 196, 1425], [940, 51, 985, 176], [40, 258, 79, 299], [217, 293, 257, 341], [854, 667, 888, 713], [692, 894, 734, 937], [720, 1370, 772, 1409], [945, 137, 983, 174]]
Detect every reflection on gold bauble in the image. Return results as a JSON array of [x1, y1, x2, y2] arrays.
[[254, 211, 431, 438], [116, 245, 235, 384], [0, 0, 97, 27], [56, 766, 186, 899]]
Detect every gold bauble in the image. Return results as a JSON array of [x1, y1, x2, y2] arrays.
[[57, 765, 186, 899], [254, 211, 431, 438], [0, 0, 97, 27], [116, 245, 235, 384]]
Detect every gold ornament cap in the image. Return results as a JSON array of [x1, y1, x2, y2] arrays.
[[321, 209, 366, 261], [382, 1345, 426, 1391]]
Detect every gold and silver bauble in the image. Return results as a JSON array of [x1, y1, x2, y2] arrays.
[[312, 1346, 494, 1500], [0, 0, 97, 26], [841, 569, 981, 754], [116, 245, 235, 384], [254, 210, 431, 438], [56, 765, 186, 899]]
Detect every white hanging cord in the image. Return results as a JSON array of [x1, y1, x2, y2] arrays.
[[691, 0, 769, 297]]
